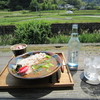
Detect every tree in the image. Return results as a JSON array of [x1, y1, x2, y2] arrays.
[[53, 0, 58, 4], [51, 4, 57, 10], [42, 1, 48, 10], [15, 5, 23, 10], [0, 0, 8, 10], [8, 0, 20, 11], [86, 3, 97, 10], [18, 0, 31, 10], [48, 1, 52, 10], [57, 0, 63, 14], [67, 0, 83, 9], [37, 0, 44, 3], [30, 0, 39, 11], [8, 0, 31, 11]]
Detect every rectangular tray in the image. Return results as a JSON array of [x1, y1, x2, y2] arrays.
[[0, 56, 13, 76], [0, 52, 74, 89]]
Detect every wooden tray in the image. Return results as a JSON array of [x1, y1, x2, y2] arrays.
[[0, 56, 13, 76], [0, 52, 74, 89]]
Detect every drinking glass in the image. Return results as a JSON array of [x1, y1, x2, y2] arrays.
[[84, 49, 100, 81]]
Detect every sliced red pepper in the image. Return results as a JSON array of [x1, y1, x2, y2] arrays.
[[18, 66, 28, 71], [17, 66, 29, 74]]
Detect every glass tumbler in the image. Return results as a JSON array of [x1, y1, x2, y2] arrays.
[[84, 49, 100, 81]]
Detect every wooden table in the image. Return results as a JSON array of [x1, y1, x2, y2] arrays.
[[0, 46, 100, 100]]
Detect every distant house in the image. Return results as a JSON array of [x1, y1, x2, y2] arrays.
[[58, 4, 74, 9], [58, 4, 64, 9], [65, 4, 74, 9], [80, 6, 85, 10]]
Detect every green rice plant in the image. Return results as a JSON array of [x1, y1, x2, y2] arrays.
[[79, 32, 100, 43], [49, 30, 100, 44], [0, 28, 100, 45], [49, 35, 70, 43], [0, 10, 100, 25], [0, 34, 14, 45], [61, 10, 100, 16]]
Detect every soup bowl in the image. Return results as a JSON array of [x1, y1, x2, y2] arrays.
[[8, 51, 62, 80], [10, 44, 27, 56]]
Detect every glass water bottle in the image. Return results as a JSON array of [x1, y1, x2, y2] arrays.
[[67, 24, 80, 70]]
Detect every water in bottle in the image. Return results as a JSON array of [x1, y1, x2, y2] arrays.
[[67, 24, 80, 70]]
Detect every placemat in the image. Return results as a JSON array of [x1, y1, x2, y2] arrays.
[[0, 52, 74, 89]]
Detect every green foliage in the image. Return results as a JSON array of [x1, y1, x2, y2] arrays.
[[8, 0, 31, 11], [96, 7, 100, 10], [49, 35, 70, 43], [0, 34, 13, 45], [79, 32, 100, 43], [82, 0, 100, 6], [67, 0, 83, 9], [0, 0, 8, 10], [86, 3, 97, 10], [15, 5, 23, 11], [0, 29, 100, 45], [51, 4, 57, 10], [1, 0, 100, 11], [13, 20, 52, 44], [0, 10, 100, 25], [30, 0, 39, 11], [49, 31, 100, 43]]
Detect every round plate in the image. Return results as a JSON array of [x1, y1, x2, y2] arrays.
[[8, 51, 62, 79]]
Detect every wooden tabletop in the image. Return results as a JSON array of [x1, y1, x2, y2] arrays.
[[0, 45, 100, 100]]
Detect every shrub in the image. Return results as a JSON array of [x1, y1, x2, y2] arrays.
[[15, 5, 23, 11], [79, 33, 100, 43], [0, 26, 100, 45], [13, 20, 52, 44], [49, 35, 70, 43], [96, 7, 100, 10], [0, 34, 13, 45]]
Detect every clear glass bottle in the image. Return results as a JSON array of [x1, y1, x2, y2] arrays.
[[67, 24, 80, 70]]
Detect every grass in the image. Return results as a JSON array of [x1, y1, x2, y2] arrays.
[[0, 10, 100, 25], [49, 35, 70, 44], [0, 46, 55, 52]]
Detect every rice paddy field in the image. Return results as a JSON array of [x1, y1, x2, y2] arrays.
[[0, 10, 100, 25]]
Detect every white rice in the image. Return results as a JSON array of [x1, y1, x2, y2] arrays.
[[17, 53, 46, 67]]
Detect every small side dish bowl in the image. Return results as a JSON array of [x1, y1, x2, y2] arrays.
[[10, 44, 27, 56]]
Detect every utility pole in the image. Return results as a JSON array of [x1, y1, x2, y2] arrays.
[[39, 0, 41, 17]]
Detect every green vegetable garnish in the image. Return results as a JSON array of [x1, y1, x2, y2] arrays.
[[32, 56, 54, 74], [48, 63, 54, 67], [46, 55, 51, 58], [32, 65, 37, 70], [42, 59, 50, 63]]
